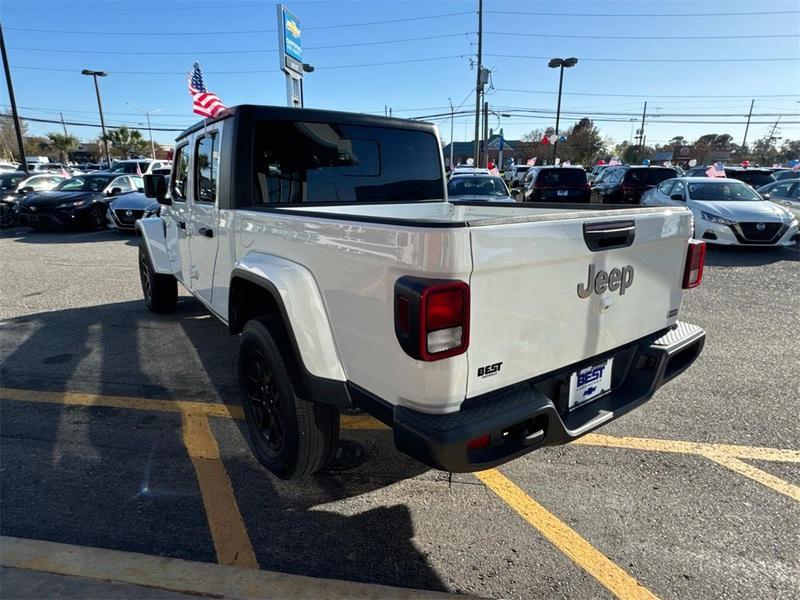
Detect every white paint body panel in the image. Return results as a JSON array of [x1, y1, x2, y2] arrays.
[[233, 252, 346, 382]]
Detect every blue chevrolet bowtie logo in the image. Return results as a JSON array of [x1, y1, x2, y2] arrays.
[[583, 386, 597, 397]]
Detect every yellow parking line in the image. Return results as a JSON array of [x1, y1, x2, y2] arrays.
[[475, 469, 659, 600], [182, 412, 259, 569], [575, 433, 800, 464], [703, 452, 800, 502]]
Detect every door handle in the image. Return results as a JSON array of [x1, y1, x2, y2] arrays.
[[198, 226, 214, 238], [178, 221, 186, 230]]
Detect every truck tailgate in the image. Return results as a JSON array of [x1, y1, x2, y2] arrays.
[[466, 208, 692, 398]]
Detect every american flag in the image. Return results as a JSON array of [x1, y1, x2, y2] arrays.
[[187, 62, 226, 119], [706, 162, 726, 178]]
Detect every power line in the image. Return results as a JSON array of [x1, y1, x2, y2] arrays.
[[486, 9, 800, 17], [495, 88, 799, 99], [7, 33, 474, 56], [486, 30, 799, 40], [487, 53, 799, 63], [4, 11, 474, 37], [0, 113, 185, 132], [10, 55, 468, 75]]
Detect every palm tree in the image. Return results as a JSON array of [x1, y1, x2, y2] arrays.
[[102, 126, 148, 159], [46, 132, 79, 164]]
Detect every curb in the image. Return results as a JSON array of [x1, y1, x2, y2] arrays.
[[1, 536, 472, 600]]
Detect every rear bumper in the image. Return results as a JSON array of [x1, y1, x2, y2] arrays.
[[370, 322, 705, 472]]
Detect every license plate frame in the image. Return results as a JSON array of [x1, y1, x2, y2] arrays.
[[568, 358, 613, 410]]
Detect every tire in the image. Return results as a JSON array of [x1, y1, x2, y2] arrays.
[[89, 203, 108, 230], [238, 316, 339, 480], [138, 244, 177, 313]]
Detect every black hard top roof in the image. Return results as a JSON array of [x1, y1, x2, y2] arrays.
[[176, 104, 437, 141]]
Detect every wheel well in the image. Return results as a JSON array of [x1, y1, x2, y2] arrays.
[[228, 276, 282, 335]]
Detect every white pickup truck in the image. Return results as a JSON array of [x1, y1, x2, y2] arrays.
[[137, 105, 706, 480]]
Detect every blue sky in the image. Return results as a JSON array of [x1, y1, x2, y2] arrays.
[[2, 0, 799, 150]]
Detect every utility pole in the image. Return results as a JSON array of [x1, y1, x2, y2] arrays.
[[636, 101, 648, 163], [0, 22, 28, 171], [59, 112, 68, 136], [448, 97, 455, 170], [472, 0, 483, 166], [482, 101, 489, 166], [741, 99, 754, 151], [763, 115, 781, 163], [552, 65, 565, 163]]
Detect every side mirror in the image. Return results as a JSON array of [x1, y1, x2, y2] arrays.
[[143, 174, 170, 205], [670, 194, 684, 201], [109, 187, 122, 196], [18, 186, 34, 194]]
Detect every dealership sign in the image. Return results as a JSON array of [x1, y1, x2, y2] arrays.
[[277, 4, 303, 75]]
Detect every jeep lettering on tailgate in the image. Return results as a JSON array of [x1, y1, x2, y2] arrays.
[[577, 264, 634, 298]]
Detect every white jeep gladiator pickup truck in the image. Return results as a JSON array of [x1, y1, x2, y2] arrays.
[[137, 105, 706, 480]]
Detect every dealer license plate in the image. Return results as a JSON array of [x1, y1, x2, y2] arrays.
[[557, 189, 568, 196], [568, 358, 613, 410]]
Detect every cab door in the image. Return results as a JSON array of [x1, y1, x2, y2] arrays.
[[187, 126, 221, 304], [165, 142, 191, 284]]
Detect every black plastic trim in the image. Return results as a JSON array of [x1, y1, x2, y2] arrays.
[[353, 322, 705, 472], [228, 268, 351, 408]]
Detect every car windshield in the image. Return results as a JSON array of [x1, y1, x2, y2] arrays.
[[55, 175, 115, 192], [536, 168, 586, 186], [448, 176, 509, 197], [687, 181, 761, 201], [625, 168, 677, 185], [0, 173, 27, 190]]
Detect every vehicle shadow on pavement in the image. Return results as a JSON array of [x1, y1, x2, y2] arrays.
[[703, 244, 799, 267], [0, 298, 446, 592], [0, 227, 139, 246]]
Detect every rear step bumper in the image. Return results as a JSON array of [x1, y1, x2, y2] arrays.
[[385, 322, 705, 472]]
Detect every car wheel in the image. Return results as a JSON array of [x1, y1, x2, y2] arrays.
[[238, 316, 339, 480], [138, 243, 177, 313], [0, 205, 18, 228], [90, 203, 107, 230]]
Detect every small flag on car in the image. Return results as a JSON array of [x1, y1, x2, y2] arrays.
[[706, 162, 726, 178], [187, 62, 226, 119]]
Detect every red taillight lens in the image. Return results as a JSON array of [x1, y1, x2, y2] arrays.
[[683, 239, 706, 289], [467, 434, 491, 450], [426, 288, 464, 331], [394, 278, 470, 361]]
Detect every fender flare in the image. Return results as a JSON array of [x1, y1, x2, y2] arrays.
[[230, 253, 347, 387], [135, 217, 172, 275]]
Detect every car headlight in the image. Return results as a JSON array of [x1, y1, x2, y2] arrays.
[[700, 211, 735, 226], [56, 199, 89, 209]]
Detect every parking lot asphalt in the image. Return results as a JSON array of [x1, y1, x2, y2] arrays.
[[1, 226, 798, 600]]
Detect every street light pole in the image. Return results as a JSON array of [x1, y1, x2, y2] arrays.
[[127, 102, 164, 159], [548, 57, 577, 165], [82, 69, 110, 165]]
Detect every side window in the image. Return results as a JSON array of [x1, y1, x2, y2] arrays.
[[789, 184, 800, 200], [111, 176, 133, 192], [671, 181, 686, 199], [195, 134, 218, 203], [172, 144, 190, 202], [131, 176, 144, 191], [28, 176, 48, 189], [770, 182, 792, 197], [657, 180, 674, 195]]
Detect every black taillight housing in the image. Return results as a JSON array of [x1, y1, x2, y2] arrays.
[[395, 276, 470, 361]]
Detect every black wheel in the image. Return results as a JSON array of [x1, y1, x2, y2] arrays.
[[89, 203, 108, 230], [238, 316, 339, 480], [0, 204, 19, 228], [138, 244, 177, 313]]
